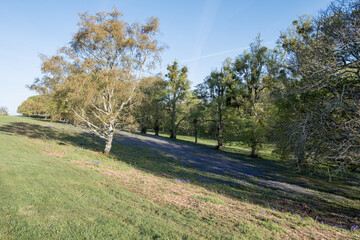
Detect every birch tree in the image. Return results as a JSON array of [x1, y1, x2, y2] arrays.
[[31, 9, 163, 154]]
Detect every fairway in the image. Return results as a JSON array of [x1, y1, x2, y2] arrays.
[[0, 116, 359, 239]]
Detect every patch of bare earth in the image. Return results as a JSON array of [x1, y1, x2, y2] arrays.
[[73, 160, 355, 240]]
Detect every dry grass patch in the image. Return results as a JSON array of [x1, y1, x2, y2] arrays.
[[73, 158, 356, 240]]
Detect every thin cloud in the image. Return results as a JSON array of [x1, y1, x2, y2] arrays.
[[181, 40, 275, 63]]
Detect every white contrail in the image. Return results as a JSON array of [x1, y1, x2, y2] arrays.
[[181, 40, 275, 63]]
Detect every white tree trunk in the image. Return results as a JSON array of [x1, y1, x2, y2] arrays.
[[104, 123, 114, 155]]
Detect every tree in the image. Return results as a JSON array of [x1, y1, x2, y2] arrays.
[[276, 0, 360, 176], [187, 91, 205, 143], [0, 106, 9, 116], [165, 61, 190, 139], [232, 36, 284, 157], [17, 95, 50, 118], [135, 76, 167, 135], [198, 58, 233, 150], [30, 9, 163, 154]]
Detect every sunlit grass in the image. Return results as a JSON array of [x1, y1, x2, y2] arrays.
[[153, 131, 276, 159], [0, 116, 358, 239]]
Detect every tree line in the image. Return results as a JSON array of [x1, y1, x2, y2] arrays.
[[19, 0, 359, 177]]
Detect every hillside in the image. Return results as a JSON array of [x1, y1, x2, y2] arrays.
[[0, 116, 359, 239]]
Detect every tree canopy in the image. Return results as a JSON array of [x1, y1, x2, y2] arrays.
[[164, 61, 190, 139], [30, 9, 163, 154], [17, 95, 50, 118], [24, 0, 359, 177], [275, 0, 360, 176]]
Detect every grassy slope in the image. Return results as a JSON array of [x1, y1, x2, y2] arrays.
[[0, 116, 358, 240]]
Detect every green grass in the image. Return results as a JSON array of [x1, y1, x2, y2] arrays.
[[0, 116, 359, 239], [154, 131, 276, 159], [190, 196, 224, 205]]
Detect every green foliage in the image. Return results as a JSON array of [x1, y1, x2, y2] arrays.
[[232, 35, 285, 157], [185, 91, 206, 142], [197, 58, 234, 149], [22, 0, 358, 176], [17, 95, 50, 118], [135, 76, 167, 134], [275, 0, 360, 175], [29, 9, 163, 154], [164, 61, 190, 139]]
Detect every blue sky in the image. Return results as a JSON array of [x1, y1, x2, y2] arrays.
[[0, 0, 332, 115]]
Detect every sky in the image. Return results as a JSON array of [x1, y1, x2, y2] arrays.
[[0, 0, 333, 115]]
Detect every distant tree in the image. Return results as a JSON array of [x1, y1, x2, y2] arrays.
[[165, 61, 190, 139], [135, 76, 167, 135], [30, 9, 163, 155], [197, 58, 233, 150], [17, 95, 50, 118], [187, 91, 205, 143], [0, 106, 9, 116]]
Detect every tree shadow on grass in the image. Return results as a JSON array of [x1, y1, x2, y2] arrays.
[[0, 121, 105, 152], [112, 132, 360, 227], [1, 120, 359, 229]]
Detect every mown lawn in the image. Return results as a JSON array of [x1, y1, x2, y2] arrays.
[[0, 116, 359, 239], [154, 131, 276, 160]]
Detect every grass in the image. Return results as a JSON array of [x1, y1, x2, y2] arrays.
[[154, 131, 277, 160], [0, 116, 359, 239], [190, 196, 224, 205]]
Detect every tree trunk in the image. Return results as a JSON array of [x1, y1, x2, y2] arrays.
[[295, 144, 307, 167], [104, 135, 113, 155], [170, 118, 176, 138], [154, 119, 160, 136], [193, 120, 198, 144], [170, 99, 177, 139], [216, 127, 224, 150], [141, 126, 147, 134], [170, 129, 176, 139], [295, 114, 309, 166], [91, 133, 96, 145], [249, 88, 259, 157], [250, 147, 258, 158], [250, 139, 259, 158], [216, 103, 224, 150], [103, 124, 114, 155], [194, 127, 199, 143]]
